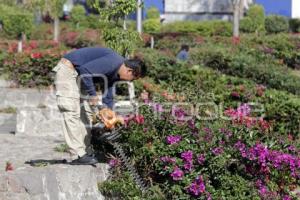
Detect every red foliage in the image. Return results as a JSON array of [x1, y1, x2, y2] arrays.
[[5, 162, 13, 171], [232, 36, 241, 45], [30, 52, 43, 59]]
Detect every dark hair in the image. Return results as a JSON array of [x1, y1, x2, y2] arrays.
[[180, 44, 190, 52], [124, 58, 147, 78]]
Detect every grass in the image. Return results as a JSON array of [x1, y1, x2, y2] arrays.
[[54, 143, 69, 153], [0, 107, 17, 114]]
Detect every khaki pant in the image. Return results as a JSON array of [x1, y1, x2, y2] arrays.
[[53, 60, 94, 160]]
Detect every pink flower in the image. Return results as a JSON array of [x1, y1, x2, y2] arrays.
[[212, 147, 224, 155], [108, 159, 120, 167], [31, 52, 43, 59], [160, 156, 176, 164], [188, 176, 206, 196], [181, 150, 193, 162], [197, 154, 205, 165], [183, 162, 193, 172], [134, 115, 145, 124], [170, 166, 184, 181], [166, 135, 182, 145]]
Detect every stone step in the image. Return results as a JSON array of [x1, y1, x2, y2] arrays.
[[0, 114, 16, 134], [16, 107, 63, 137], [0, 88, 56, 110], [0, 134, 110, 200], [0, 164, 109, 200]]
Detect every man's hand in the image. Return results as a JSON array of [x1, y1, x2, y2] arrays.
[[89, 95, 99, 106]]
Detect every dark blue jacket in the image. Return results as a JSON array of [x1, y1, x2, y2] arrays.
[[64, 47, 124, 108], [176, 50, 189, 61]]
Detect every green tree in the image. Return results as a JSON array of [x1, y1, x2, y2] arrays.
[[96, 0, 136, 29], [240, 4, 265, 34], [0, 4, 34, 52], [70, 5, 86, 28], [94, 0, 141, 57], [25, 0, 66, 41]]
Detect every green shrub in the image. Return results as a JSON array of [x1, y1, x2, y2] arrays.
[[265, 15, 289, 34], [240, 4, 265, 33], [240, 17, 256, 33], [102, 27, 141, 57], [0, 5, 34, 39], [289, 18, 300, 33], [146, 7, 160, 19], [30, 23, 53, 40], [190, 46, 300, 95], [70, 5, 86, 28], [161, 20, 232, 36], [143, 19, 160, 33]]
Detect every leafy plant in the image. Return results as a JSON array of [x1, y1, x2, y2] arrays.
[[0, 5, 34, 39], [96, 0, 136, 23], [102, 27, 141, 57], [70, 5, 86, 28], [240, 4, 265, 34], [146, 7, 160, 19], [265, 15, 289, 34], [54, 143, 69, 153], [289, 18, 300, 33], [143, 19, 161, 34]]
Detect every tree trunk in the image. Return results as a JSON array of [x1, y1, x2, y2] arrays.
[[123, 16, 127, 30], [233, 0, 240, 37], [17, 33, 25, 53], [150, 36, 154, 49], [17, 40, 23, 53], [54, 16, 60, 42], [239, 0, 245, 19], [136, 0, 142, 33]]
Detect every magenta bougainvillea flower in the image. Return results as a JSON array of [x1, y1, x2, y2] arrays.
[[108, 159, 120, 167], [152, 103, 164, 112], [181, 150, 193, 162], [166, 135, 182, 145], [197, 154, 205, 165], [160, 156, 176, 164], [183, 162, 193, 172], [188, 176, 206, 196], [170, 166, 184, 181], [212, 147, 224, 156], [235, 142, 300, 178]]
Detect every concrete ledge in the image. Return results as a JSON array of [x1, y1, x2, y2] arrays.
[[0, 114, 16, 134], [0, 164, 109, 200], [16, 108, 63, 137]]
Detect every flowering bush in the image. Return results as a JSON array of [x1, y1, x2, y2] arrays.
[[99, 49, 300, 199], [101, 97, 300, 199], [2, 50, 65, 87]]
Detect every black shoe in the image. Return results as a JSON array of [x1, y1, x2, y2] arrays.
[[71, 154, 98, 165]]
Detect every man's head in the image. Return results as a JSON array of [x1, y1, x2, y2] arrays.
[[118, 58, 146, 81], [181, 44, 190, 52]]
